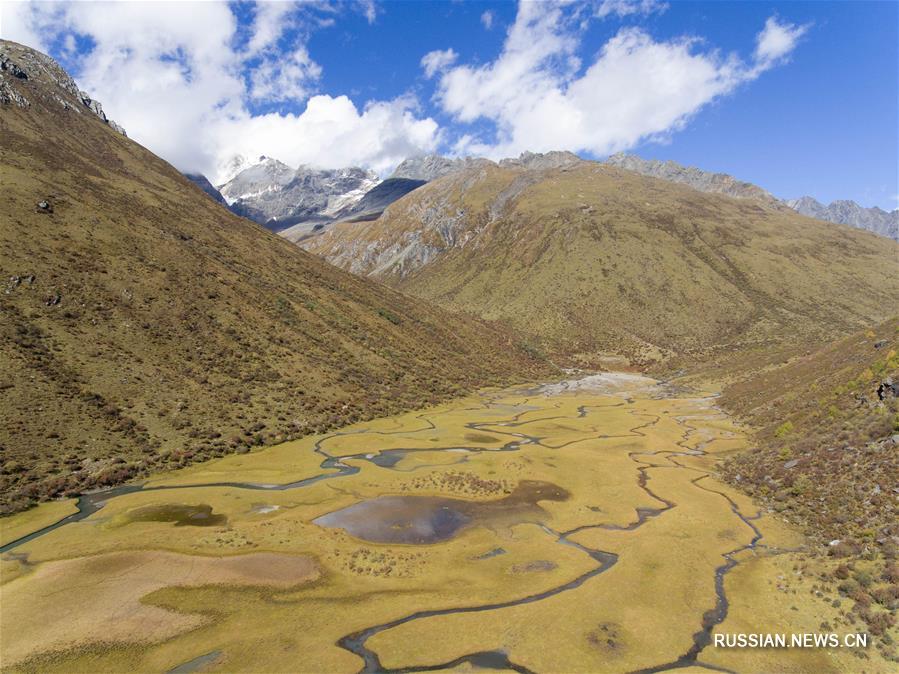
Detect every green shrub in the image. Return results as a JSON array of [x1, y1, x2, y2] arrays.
[[774, 421, 794, 438], [377, 308, 402, 325], [853, 569, 874, 587]]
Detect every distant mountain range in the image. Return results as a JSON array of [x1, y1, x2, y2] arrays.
[[215, 157, 379, 231], [188, 151, 897, 243], [784, 196, 898, 241]]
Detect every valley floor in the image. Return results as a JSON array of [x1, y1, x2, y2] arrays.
[[0, 374, 889, 673]]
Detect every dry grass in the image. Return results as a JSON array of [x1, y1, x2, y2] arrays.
[[0, 40, 553, 514], [702, 319, 899, 657], [718, 318, 899, 547], [0, 376, 819, 673], [309, 161, 899, 367]]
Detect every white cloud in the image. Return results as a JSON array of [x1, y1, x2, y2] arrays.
[[0, 0, 809, 180], [249, 46, 322, 102], [0, 0, 438, 182], [754, 16, 808, 67], [245, 1, 296, 58], [356, 0, 377, 24], [212, 94, 441, 178], [481, 10, 495, 30], [420, 48, 458, 79], [433, 1, 807, 159], [595, 0, 668, 20]]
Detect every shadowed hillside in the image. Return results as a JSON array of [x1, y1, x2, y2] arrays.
[[0, 41, 552, 513], [308, 158, 899, 367]]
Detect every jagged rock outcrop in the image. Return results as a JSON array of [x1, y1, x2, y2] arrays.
[[605, 152, 776, 203], [498, 150, 582, 171], [786, 196, 898, 241], [0, 40, 126, 135], [390, 154, 493, 181]]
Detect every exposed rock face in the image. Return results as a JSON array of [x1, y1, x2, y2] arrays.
[[605, 152, 777, 203], [0, 40, 126, 135], [184, 173, 226, 204], [218, 157, 294, 206], [498, 150, 582, 171], [391, 154, 493, 181], [281, 177, 430, 245], [392, 152, 580, 182], [305, 160, 558, 278], [786, 196, 898, 241], [877, 377, 898, 401], [217, 157, 379, 231]]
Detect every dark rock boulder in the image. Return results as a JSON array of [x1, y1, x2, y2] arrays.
[[876, 377, 898, 401]]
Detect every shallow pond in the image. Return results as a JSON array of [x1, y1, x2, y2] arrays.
[[112, 504, 227, 528], [314, 480, 568, 544]]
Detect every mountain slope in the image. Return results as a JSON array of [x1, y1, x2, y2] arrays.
[[308, 158, 899, 365], [606, 152, 899, 241], [0, 40, 552, 514], [717, 318, 899, 547]]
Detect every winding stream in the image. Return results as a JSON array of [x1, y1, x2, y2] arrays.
[[1, 374, 778, 673]]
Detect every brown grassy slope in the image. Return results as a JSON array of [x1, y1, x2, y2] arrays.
[[717, 318, 899, 548], [308, 161, 899, 366], [0, 41, 553, 514], [711, 320, 899, 652]]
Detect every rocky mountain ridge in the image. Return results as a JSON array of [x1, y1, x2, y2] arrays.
[[214, 151, 584, 237], [1, 41, 126, 135], [390, 154, 493, 181], [211, 147, 894, 242], [604, 152, 778, 203], [606, 152, 898, 241], [785, 195, 898, 241]]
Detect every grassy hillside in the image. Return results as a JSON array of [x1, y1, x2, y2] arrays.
[[718, 318, 898, 547], [0, 41, 552, 514], [309, 160, 899, 367], [714, 319, 899, 653]]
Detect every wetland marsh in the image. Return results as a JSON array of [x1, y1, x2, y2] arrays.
[[0, 374, 878, 673]]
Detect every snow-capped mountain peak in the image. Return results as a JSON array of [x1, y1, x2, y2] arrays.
[[216, 156, 381, 230]]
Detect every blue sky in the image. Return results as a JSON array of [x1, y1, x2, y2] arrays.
[[3, 1, 896, 208]]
